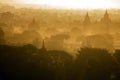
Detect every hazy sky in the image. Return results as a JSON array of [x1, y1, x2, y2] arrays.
[[1, 0, 120, 9]]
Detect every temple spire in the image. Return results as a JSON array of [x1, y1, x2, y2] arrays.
[[104, 10, 109, 19], [83, 12, 91, 26], [40, 40, 47, 52], [101, 10, 111, 24], [42, 40, 45, 49]]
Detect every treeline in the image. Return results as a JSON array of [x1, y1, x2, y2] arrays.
[[0, 44, 120, 80]]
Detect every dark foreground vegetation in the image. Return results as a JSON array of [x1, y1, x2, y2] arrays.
[[0, 44, 120, 80]]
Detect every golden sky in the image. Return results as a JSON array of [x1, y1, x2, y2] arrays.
[[1, 0, 120, 9]]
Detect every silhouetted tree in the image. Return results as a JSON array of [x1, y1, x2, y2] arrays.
[[0, 44, 73, 80], [73, 48, 120, 80], [114, 49, 120, 63], [0, 27, 5, 44]]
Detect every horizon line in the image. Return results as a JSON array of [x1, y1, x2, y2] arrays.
[[1, 3, 120, 10]]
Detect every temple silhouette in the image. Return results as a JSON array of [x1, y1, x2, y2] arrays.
[[39, 40, 47, 52], [82, 10, 111, 26], [100, 10, 111, 25], [81, 10, 114, 50], [83, 12, 91, 26]]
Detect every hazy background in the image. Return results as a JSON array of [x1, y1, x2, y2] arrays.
[[0, 1, 120, 80], [0, 1, 120, 55], [0, 0, 120, 9]]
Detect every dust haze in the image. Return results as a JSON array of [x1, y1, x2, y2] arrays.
[[0, 4, 120, 54], [0, 1, 120, 80]]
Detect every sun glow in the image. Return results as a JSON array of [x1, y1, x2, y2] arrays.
[[12, 0, 119, 9]]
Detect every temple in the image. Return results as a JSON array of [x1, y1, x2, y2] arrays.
[[100, 10, 111, 25], [39, 40, 47, 52], [83, 12, 91, 26]]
